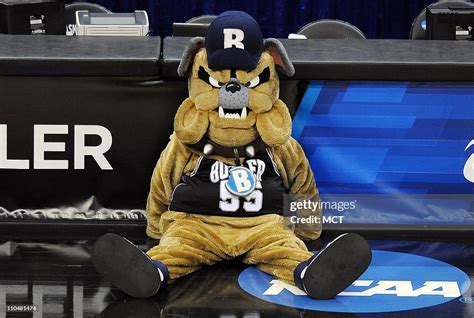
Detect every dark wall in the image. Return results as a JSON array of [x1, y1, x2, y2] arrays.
[[79, 0, 453, 39]]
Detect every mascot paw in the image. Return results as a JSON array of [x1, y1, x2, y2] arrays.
[[91, 233, 166, 298], [299, 233, 372, 300]]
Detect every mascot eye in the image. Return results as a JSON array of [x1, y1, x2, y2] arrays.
[[247, 76, 260, 88], [245, 67, 270, 88], [208, 76, 222, 88], [198, 66, 222, 88]]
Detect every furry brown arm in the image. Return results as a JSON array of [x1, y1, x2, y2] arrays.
[[272, 137, 322, 241], [146, 134, 192, 239]]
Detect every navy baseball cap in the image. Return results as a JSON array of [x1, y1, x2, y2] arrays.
[[205, 11, 263, 71]]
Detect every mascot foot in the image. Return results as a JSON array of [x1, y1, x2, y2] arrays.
[[91, 233, 168, 298], [295, 233, 372, 300]]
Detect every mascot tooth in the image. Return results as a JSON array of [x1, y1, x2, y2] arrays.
[[91, 11, 372, 300]]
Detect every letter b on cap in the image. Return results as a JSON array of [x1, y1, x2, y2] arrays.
[[223, 28, 244, 49]]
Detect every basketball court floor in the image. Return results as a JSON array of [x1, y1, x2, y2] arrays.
[[0, 237, 472, 317]]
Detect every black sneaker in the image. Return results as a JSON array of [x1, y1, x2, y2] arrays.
[[91, 233, 167, 298], [300, 233, 372, 300]]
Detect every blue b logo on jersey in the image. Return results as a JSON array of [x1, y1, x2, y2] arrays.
[[226, 166, 256, 196]]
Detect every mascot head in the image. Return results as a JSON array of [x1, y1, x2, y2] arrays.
[[175, 11, 295, 150]]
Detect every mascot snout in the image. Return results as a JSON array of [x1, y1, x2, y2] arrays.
[[219, 78, 249, 116]]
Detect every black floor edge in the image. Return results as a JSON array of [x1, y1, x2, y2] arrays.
[[0, 220, 473, 243]]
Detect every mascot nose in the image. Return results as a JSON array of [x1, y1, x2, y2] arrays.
[[225, 79, 241, 93]]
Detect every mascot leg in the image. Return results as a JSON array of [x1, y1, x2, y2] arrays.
[[242, 223, 371, 300], [91, 218, 231, 298], [293, 233, 372, 300], [91, 233, 169, 299], [92, 218, 229, 298], [241, 222, 313, 283], [146, 217, 229, 279]]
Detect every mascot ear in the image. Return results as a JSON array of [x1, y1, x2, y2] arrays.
[[263, 38, 295, 77], [177, 37, 205, 77]]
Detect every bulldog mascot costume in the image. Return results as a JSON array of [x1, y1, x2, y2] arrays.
[[92, 11, 372, 300]]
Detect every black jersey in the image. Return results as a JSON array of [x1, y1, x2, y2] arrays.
[[169, 148, 286, 216]]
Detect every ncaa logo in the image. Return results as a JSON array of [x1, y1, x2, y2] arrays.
[[464, 139, 474, 183], [225, 166, 256, 196], [238, 250, 471, 313]]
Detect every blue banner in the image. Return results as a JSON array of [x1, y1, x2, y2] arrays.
[[294, 81, 474, 225]]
